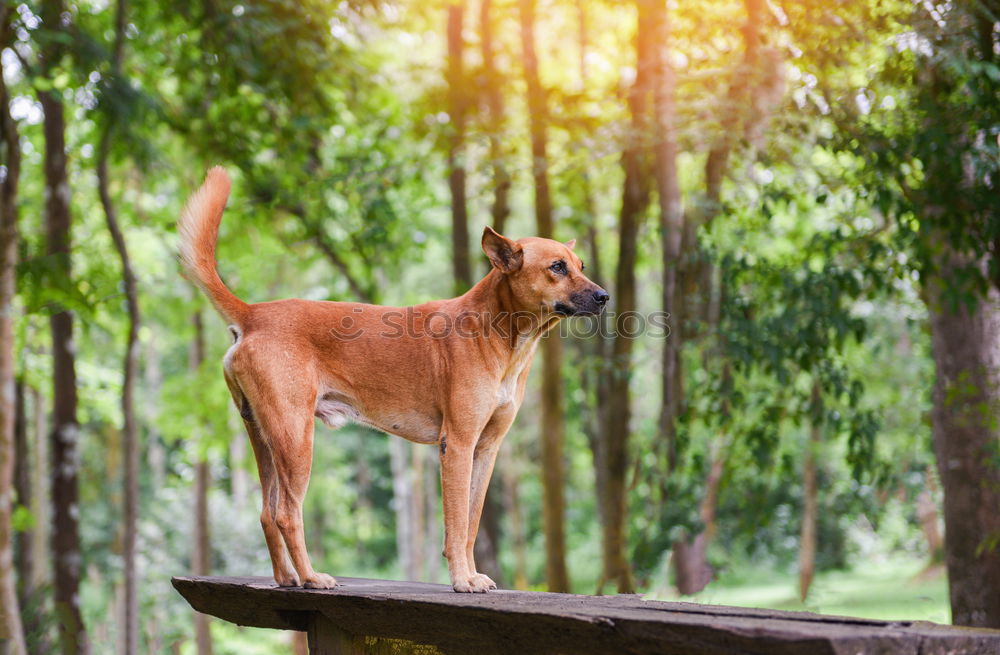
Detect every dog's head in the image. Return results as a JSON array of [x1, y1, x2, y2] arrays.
[[482, 227, 610, 317]]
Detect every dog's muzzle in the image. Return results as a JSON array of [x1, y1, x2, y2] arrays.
[[555, 288, 610, 316]]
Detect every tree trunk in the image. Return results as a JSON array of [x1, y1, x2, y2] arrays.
[[144, 333, 166, 492], [798, 383, 822, 602], [574, 3, 614, 593], [230, 424, 249, 513], [595, 1, 655, 596], [499, 445, 528, 589], [916, 468, 944, 565], [704, 0, 763, 218], [30, 386, 47, 593], [97, 3, 139, 649], [925, 263, 1000, 628], [689, 0, 766, 328], [0, 8, 26, 649], [389, 438, 419, 580], [539, 337, 568, 591], [519, 0, 569, 593], [672, 445, 725, 595], [410, 444, 426, 581], [193, 459, 212, 653], [13, 381, 31, 611], [190, 311, 213, 655], [447, 1, 471, 294], [422, 445, 442, 583], [651, 0, 684, 474], [480, 0, 511, 237], [39, 0, 86, 650]]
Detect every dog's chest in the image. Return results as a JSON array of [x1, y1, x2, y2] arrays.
[[496, 339, 537, 408], [496, 375, 518, 407]]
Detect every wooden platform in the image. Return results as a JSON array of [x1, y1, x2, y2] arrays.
[[172, 576, 1000, 654]]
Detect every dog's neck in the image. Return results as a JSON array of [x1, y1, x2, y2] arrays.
[[459, 268, 561, 355]]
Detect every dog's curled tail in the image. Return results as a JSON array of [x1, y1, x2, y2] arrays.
[[178, 167, 249, 326]]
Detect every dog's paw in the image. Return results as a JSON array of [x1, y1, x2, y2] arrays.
[[453, 574, 495, 593], [470, 573, 497, 591], [275, 572, 301, 587], [302, 572, 338, 589]]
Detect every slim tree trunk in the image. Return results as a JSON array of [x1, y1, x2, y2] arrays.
[[799, 383, 822, 602], [230, 427, 248, 512], [39, 0, 86, 650], [651, 0, 684, 474], [190, 311, 213, 655], [97, 2, 139, 649], [519, 0, 569, 593], [0, 8, 26, 650], [575, 4, 613, 584], [30, 386, 47, 592], [673, 444, 725, 595], [499, 446, 528, 589], [688, 0, 766, 328], [13, 381, 31, 611], [704, 0, 763, 218], [145, 333, 166, 492], [538, 337, 567, 591], [422, 446, 442, 583], [925, 261, 1000, 628], [480, 0, 511, 236], [410, 444, 426, 581], [389, 438, 418, 580], [597, 1, 654, 596], [671, 283, 729, 595], [447, 1, 471, 294], [916, 468, 944, 566]]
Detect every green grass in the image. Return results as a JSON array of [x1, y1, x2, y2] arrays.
[[649, 555, 950, 624]]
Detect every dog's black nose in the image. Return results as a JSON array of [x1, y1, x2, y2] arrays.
[[594, 290, 610, 306]]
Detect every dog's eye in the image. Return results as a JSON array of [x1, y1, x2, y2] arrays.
[[550, 260, 567, 275], [580, 262, 585, 271]]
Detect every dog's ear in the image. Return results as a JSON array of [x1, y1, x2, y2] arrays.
[[482, 227, 524, 274], [564, 238, 576, 250]]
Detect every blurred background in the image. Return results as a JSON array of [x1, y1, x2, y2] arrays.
[[2, 0, 1000, 653]]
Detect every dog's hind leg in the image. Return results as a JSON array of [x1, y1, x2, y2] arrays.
[[253, 393, 336, 589], [225, 371, 300, 586], [246, 422, 300, 586]]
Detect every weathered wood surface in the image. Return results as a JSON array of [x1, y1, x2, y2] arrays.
[[172, 575, 1000, 655]]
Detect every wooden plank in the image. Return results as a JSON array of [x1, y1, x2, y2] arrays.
[[172, 576, 1000, 655]]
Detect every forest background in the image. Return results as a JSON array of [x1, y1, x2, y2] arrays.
[[1, 0, 1000, 653]]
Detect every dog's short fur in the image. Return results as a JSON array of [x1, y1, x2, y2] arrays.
[[179, 168, 609, 592]]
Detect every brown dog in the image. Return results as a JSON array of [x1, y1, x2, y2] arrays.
[[178, 167, 609, 592]]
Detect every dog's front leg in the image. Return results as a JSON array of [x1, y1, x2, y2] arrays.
[[464, 407, 516, 590], [439, 428, 491, 592]]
